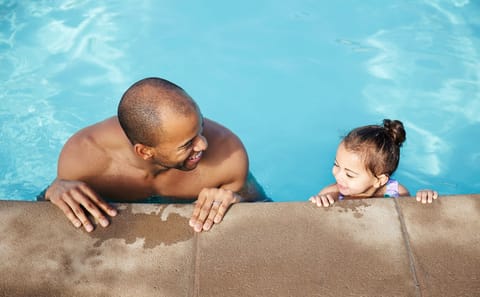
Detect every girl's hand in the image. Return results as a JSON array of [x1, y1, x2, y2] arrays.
[[415, 189, 439, 204], [309, 193, 338, 207]]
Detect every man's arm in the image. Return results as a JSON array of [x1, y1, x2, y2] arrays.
[[189, 123, 261, 232], [236, 172, 268, 202], [45, 126, 117, 232]]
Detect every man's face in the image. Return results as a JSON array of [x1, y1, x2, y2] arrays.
[[151, 111, 208, 171]]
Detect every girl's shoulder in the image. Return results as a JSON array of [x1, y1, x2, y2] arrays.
[[397, 182, 410, 197], [382, 178, 410, 197]]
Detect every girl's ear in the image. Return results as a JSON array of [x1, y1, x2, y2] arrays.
[[134, 143, 153, 160], [374, 174, 389, 188]]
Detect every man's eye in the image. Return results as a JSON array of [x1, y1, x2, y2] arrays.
[[181, 141, 193, 151]]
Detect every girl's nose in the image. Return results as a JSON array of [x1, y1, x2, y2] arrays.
[[333, 168, 344, 183]]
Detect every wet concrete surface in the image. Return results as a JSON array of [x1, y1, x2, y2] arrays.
[[0, 195, 479, 297]]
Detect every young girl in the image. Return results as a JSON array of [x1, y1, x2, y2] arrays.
[[309, 119, 438, 207]]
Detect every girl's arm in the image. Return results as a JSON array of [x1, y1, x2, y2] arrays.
[[318, 183, 339, 195], [309, 183, 340, 207], [397, 183, 410, 197]]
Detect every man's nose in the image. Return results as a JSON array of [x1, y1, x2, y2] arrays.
[[193, 135, 208, 151]]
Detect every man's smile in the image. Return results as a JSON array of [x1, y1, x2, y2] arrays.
[[188, 151, 203, 163]]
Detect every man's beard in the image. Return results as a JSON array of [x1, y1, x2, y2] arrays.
[[154, 157, 193, 171]]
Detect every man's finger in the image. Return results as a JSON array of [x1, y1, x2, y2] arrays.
[[79, 198, 110, 227], [189, 205, 200, 226], [82, 185, 117, 217], [214, 200, 229, 224], [52, 198, 82, 228], [73, 189, 112, 228], [203, 200, 221, 231], [189, 197, 205, 227], [190, 192, 215, 232], [64, 195, 94, 232], [69, 189, 112, 228], [196, 199, 214, 229]]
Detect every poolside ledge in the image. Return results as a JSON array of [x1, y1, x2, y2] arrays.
[[1, 195, 479, 297]]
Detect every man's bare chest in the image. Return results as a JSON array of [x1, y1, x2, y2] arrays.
[[95, 164, 219, 201]]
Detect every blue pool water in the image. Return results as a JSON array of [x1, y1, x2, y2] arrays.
[[1, 1, 479, 202]]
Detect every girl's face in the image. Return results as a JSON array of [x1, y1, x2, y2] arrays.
[[332, 142, 383, 197]]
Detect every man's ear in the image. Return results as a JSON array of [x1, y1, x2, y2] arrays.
[[374, 174, 389, 188], [134, 143, 153, 160]]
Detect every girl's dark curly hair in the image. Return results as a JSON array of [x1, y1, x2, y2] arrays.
[[343, 119, 406, 176]]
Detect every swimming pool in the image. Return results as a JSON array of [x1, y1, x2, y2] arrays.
[[1, 0, 479, 202]]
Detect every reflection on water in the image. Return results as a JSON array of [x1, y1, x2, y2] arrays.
[[0, 0, 479, 200], [362, 0, 480, 193]]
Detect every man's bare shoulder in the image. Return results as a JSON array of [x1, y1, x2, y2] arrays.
[[202, 118, 248, 168], [203, 118, 244, 150], [202, 118, 248, 190], [58, 117, 127, 179], [66, 117, 125, 148]]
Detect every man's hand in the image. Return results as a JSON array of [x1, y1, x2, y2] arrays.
[[309, 192, 339, 207], [189, 188, 241, 232], [416, 189, 439, 204], [45, 179, 117, 232]]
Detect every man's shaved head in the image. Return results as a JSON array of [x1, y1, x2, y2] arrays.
[[118, 77, 200, 146]]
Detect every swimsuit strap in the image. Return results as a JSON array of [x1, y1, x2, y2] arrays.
[[384, 178, 400, 198], [338, 178, 400, 199]]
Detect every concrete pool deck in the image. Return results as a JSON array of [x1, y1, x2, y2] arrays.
[[0, 195, 479, 297]]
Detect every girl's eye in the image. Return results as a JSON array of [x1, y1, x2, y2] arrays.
[[346, 173, 354, 178], [333, 162, 339, 167]]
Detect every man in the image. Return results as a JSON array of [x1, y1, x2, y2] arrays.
[[44, 77, 265, 233]]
